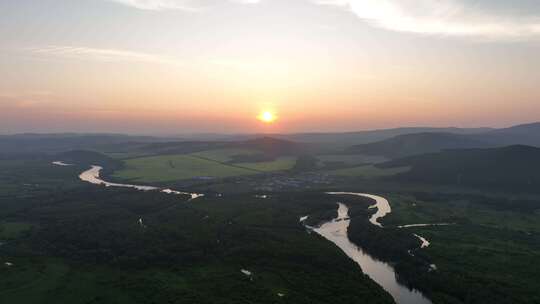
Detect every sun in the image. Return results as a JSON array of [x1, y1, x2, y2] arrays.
[[257, 111, 277, 123]]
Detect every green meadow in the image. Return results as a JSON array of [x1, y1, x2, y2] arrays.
[[112, 154, 257, 182], [112, 152, 298, 183], [191, 148, 262, 162]]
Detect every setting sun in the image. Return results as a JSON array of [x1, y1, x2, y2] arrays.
[[258, 111, 277, 123]]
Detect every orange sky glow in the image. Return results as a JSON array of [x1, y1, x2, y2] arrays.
[[1, 0, 540, 134]]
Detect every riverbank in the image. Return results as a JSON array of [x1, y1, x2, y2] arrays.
[[78, 165, 204, 200], [314, 197, 431, 304]]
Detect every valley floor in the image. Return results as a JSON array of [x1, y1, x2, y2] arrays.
[[1, 156, 539, 303]]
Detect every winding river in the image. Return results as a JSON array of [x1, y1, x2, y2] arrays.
[[64, 163, 203, 200], [314, 192, 432, 304], [326, 192, 391, 227], [54, 162, 432, 302]]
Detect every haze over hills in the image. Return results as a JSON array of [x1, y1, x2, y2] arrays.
[[0, 126, 498, 153], [480, 122, 540, 146], [136, 137, 307, 158], [380, 145, 540, 191], [260, 127, 493, 146], [347, 133, 494, 159], [0, 133, 174, 154], [1, 123, 539, 159], [238, 137, 307, 156], [347, 122, 540, 159], [2, 123, 540, 304]]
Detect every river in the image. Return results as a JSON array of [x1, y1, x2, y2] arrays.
[[314, 193, 432, 304], [55, 162, 431, 302], [77, 165, 204, 200], [326, 192, 391, 227]]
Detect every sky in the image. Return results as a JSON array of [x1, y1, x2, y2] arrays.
[[1, 0, 540, 134]]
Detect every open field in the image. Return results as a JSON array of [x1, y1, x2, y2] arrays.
[[112, 154, 257, 183], [112, 154, 298, 183], [191, 148, 262, 162], [327, 165, 410, 178]]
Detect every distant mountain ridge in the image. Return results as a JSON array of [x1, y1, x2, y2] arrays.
[[0, 134, 174, 154], [347, 132, 493, 159], [479, 122, 540, 146], [266, 127, 493, 145], [2, 122, 538, 155], [347, 122, 540, 158]]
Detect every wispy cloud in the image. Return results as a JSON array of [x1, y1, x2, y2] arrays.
[[313, 0, 540, 39], [0, 91, 56, 109], [105, 0, 260, 11], [29, 46, 183, 66]]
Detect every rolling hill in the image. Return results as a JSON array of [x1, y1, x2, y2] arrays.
[[270, 127, 492, 146], [136, 137, 307, 157], [3, 122, 538, 157], [0, 133, 174, 154], [479, 122, 540, 146], [347, 132, 493, 159], [346, 122, 540, 159], [238, 137, 307, 156], [380, 145, 540, 191]]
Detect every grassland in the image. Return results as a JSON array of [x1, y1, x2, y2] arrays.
[[327, 165, 410, 178], [113, 152, 298, 183], [112, 154, 257, 183], [191, 148, 262, 162]]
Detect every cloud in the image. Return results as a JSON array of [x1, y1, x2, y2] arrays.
[[0, 92, 56, 110], [105, 0, 260, 11], [312, 0, 540, 39], [29, 46, 183, 66]]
